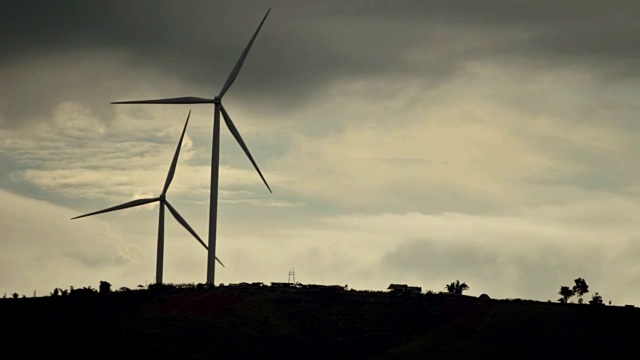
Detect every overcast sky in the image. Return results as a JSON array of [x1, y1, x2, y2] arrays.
[[2, 1, 640, 304]]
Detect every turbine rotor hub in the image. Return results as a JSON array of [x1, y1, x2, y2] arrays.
[[213, 97, 221, 104]]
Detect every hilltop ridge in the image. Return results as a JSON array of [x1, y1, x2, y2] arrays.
[[2, 283, 637, 359]]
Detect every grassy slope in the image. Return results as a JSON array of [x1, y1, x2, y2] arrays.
[[2, 286, 638, 359]]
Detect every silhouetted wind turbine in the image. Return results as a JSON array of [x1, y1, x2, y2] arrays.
[[71, 111, 224, 284], [111, 9, 272, 285]]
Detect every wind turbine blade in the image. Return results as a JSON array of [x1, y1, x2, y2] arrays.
[[165, 201, 225, 267], [217, 8, 271, 98], [71, 197, 159, 220], [162, 110, 191, 196], [112, 97, 215, 104], [220, 105, 272, 193], [164, 201, 206, 249]]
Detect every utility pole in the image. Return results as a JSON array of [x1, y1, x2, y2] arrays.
[[288, 267, 296, 284]]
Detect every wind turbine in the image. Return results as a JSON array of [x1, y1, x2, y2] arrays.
[[111, 9, 272, 285], [71, 111, 224, 284]]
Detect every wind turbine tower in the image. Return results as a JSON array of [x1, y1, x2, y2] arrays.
[[72, 111, 223, 284], [111, 9, 272, 285]]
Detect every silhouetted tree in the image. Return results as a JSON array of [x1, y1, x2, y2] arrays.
[[558, 286, 574, 303], [99, 281, 112, 294], [573, 278, 589, 304], [12, 292, 18, 299], [445, 280, 469, 295], [589, 292, 604, 306], [51, 288, 60, 297]]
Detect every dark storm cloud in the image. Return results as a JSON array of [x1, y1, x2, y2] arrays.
[[2, 1, 639, 127]]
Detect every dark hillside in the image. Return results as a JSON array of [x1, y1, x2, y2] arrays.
[[2, 285, 638, 359]]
